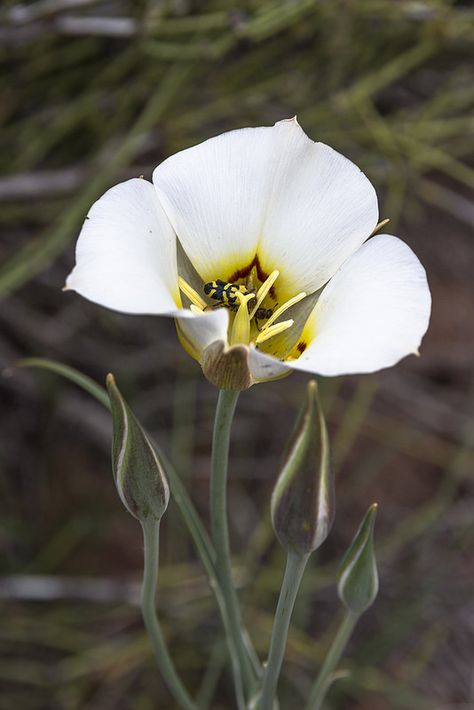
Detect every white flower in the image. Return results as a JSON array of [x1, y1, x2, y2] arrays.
[[65, 118, 431, 389]]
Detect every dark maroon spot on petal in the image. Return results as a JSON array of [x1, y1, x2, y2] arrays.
[[227, 255, 276, 298]]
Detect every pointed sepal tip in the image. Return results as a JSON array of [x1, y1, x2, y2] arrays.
[[338, 503, 379, 614]]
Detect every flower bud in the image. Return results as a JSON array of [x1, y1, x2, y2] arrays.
[[271, 380, 334, 555], [338, 504, 379, 614], [106, 374, 170, 523]]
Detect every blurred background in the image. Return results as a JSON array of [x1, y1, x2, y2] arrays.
[[1, 1, 473, 708]]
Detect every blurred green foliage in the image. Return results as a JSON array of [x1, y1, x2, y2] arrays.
[[1, 0, 473, 297]]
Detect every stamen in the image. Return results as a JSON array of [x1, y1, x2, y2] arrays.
[[178, 276, 208, 310], [230, 291, 255, 345], [261, 292, 306, 330], [249, 269, 279, 319], [190, 304, 203, 314], [370, 218, 390, 236], [255, 319, 294, 345]]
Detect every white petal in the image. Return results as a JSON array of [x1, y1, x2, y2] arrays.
[[291, 235, 431, 376], [175, 308, 229, 361], [259, 119, 379, 294], [66, 178, 180, 315], [249, 346, 292, 383], [153, 119, 378, 296], [153, 126, 275, 282]]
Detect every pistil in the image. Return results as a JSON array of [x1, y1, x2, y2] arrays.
[[230, 291, 255, 345]]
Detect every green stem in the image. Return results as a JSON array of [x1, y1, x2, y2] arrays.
[[210, 389, 258, 702], [260, 551, 309, 710], [141, 519, 197, 710], [305, 610, 359, 710]]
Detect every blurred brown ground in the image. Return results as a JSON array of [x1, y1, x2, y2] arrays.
[[0, 1, 473, 709]]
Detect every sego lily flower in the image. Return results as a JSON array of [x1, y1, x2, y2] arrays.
[[65, 118, 431, 390]]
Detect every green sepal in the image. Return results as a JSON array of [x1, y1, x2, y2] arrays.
[[338, 503, 379, 614], [271, 380, 335, 555], [106, 374, 170, 523]]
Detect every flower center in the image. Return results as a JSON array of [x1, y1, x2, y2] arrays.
[[178, 271, 306, 350]]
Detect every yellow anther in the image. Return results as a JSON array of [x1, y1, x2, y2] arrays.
[[230, 291, 255, 345], [249, 269, 279, 319], [178, 276, 207, 310], [190, 304, 204, 314], [255, 319, 294, 345], [262, 292, 306, 331], [370, 218, 390, 236]]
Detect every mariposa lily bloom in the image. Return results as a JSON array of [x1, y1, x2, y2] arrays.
[[66, 118, 431, 390]]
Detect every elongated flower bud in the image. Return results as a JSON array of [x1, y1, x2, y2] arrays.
[[106, 374, 170, 523], [271, 380, 334, 555], [338, 504, 379, 614]]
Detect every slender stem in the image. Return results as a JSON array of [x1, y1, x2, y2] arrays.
[[22, 359, 258, 705], [210, 389, 258, 701], [259, 551, 309, 710], [195, 640, 226, 709], [141, 519, 197, 710], [305, 610, 359, 710]]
